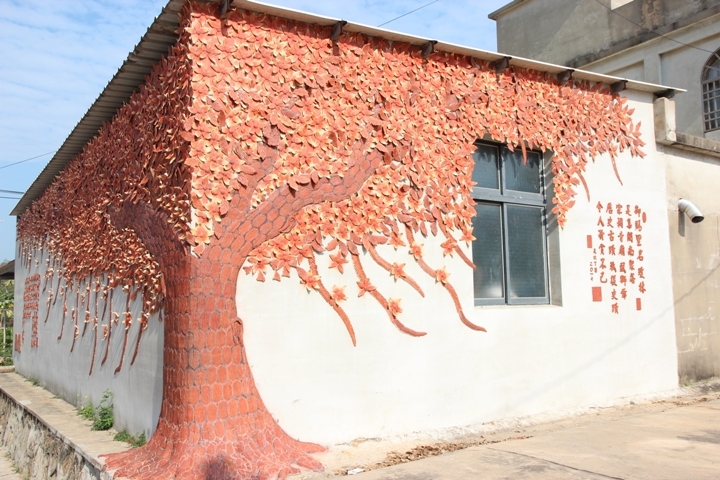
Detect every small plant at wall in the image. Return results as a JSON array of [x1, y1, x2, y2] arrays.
[[134, 432, 147, 447], [25, 376, 40, 387], [113, 430, 131, 443], [77, 390, 114, 430], [114, 430, 147, 447], [77, 398, 95, 421], [92, 389, 114, 431]]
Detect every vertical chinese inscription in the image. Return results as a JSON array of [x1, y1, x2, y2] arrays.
[[20, 274, 41, 351], [588, 202, 647, 314]]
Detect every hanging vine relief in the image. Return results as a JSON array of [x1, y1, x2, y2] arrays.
[[16, 2, 644, 479]]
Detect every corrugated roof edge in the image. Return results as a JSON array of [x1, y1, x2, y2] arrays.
[[11, 0, 684, 217]]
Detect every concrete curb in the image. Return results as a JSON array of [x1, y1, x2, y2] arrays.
[[0, 372, 132, 479]]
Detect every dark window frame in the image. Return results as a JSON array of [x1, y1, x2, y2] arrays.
[[471, 140, 550, 306]]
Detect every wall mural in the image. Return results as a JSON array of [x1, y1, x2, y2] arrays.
[[17, 274, 40, 352], [16, 2, 645, 479]]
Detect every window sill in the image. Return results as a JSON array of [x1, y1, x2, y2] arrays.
[[474, 302, 561, 310]]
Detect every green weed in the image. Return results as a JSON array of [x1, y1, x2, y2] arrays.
[[77, 389, 115, 431], [78, 401, 95, 421], [113, 430, 131, 442], [92, 389, 114, 431], [114, 429, 147, 447], [133, 432, 147, 447]]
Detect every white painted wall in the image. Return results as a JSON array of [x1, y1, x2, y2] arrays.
[[13, 248, 163, 437], [237, 91, 679, 445]]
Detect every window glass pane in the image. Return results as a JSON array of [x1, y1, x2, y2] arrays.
[[503, 147, 541, 193], [703, 77, 720, 131], [704, 60, 720, 81], [472, 203, 504, 300], [506, 205, 547, 299], [472, 144, 499, 190]]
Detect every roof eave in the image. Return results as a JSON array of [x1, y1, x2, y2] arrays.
[[0, 260, 14, 279]]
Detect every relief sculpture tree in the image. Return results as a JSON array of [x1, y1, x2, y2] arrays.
[[17, 3, 645, 479]]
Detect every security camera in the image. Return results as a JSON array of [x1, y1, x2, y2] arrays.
[[678, 199, 704, 223]]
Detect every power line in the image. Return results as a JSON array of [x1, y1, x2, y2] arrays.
[[0, 189, 23, 195], [0, 151, 55, 171], [377, 0, 439, 27], [0, 196, 21, 200]]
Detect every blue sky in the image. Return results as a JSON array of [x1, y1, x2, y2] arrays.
[[0, 0, 508, 263]]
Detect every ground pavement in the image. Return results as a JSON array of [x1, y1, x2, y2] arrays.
[[292, 379, 720, 480], [0, 371, 718, 479]]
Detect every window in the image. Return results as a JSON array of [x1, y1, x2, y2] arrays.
[[702, 51, 720, 132], [471, 141, 549, 305]]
